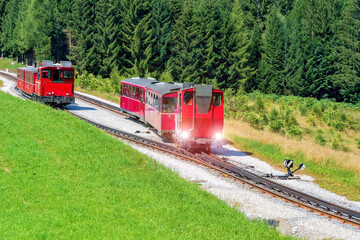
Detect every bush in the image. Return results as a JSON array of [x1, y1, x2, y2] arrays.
[[269, 120, 284, 133], [283, 107, 298, 128], [254, 94, 265, 112], [298, 103, 308, 116], [356, 138, 360, 149], [306, 115, 316, 126], [331, 120, 346, 131], [315, 129, 327, 146], [268, 108, 279, 121], [287, 126, 303, 140], [247, 112, 262, 129]]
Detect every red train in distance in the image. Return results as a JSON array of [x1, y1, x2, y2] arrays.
[[120, 77, 224, 152], [16, 60, 75, 106]]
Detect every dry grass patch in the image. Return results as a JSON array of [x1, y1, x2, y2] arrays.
[[224, 119, 360, 172]]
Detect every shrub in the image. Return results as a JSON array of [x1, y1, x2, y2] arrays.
[[298, 103, 308, 116], [254, 94, 265, 112], [247, 112, 262, 129], [268, 108, 279, 121], [332, 120, 346, 131], [269, 120, 284, 133], [315, 129, 327, 145], [283, 108, 298, 128], [287, 126, 303, 140], [306, 115, 316, 126]]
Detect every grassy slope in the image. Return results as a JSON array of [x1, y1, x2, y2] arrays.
[[0, 92, 292, 239], [0, 80, 3, 88], [224, 120, 360, 201], [75, 86, 120, 104], [0, 58, 26, 72]]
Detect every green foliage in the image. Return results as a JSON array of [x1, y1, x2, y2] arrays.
[[0, 0, 359, 104], [356, 138, 360, 149], [287, 126, 303, 140], [306, 115, 316, 126], [246, 112, 262, 129], [269, 120, 284, 134], [268, 108, 279, 121], [315, 129, 327, 146], [76, 71, 116, 93]]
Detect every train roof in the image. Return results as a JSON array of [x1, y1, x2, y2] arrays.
[[121, 77, 194, 95], [147, 82, 193, 95], [121, 77, 159, 87], [18, 66, 38, 73]]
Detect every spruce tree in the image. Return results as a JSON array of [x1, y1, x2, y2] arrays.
[[333, 0, 360, 102], [258, 7, 286, 94]]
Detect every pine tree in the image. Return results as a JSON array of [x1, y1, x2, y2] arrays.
[[120, 0, 154, 77], [70, 0, 96, 74], [258, 7, 286, 94], [149, 0, 173, 76], [227, 0, 253, 90], [332, 0, 360, 102]]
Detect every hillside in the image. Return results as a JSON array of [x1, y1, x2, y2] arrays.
[[225, 91, 360, 200], [0, 91, 291, 239]]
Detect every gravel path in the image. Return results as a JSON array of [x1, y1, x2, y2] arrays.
[[1, 74, 360, 239]]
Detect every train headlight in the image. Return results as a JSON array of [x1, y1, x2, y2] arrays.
[[215, 132, 222, 140], [181, 131, 189, 139]]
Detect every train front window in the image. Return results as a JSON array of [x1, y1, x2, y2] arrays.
[[162, 96, 177, 113], [42, 69, 51, 79], [213, 93, 222, 106], [184, 92, 193, 106], [64, 70, 74, 79], [53, 69, 61, 82]]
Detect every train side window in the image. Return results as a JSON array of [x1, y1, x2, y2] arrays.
[[140, 89, 144, 103], [213, 93, 222, 107], [37, 70, 40, 80], [64, 70, 74, 79], [42, 69, 51, 79], [184, 92, 193, 106]]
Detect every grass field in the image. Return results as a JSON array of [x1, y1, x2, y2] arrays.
[[224, 119, 360, 201], [0, 80, 3, 88], [0, 91, 292, 239], [0, 58, 26, 72]]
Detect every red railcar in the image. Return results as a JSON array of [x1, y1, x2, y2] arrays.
[[120, 77, 224, 151], [16, 60, 75, 106]]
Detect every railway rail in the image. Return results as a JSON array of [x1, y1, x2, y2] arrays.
[[1, 70, 360, 229]]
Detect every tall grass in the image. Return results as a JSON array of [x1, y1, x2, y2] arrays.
[[0, 92, 292, 239], [224, 119, 360, 201]]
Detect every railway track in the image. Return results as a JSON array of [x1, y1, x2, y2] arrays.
[[1, 70, 360, 229]]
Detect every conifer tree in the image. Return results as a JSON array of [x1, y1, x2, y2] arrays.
[[121, 0, 154, 77], [227, 0, 253, 89], [258, 7, 286, 94], [333, 0, 360, 102]]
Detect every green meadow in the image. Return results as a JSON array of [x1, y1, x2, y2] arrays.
[[0, 91, 292, 239], [0, 58, 25, 72]]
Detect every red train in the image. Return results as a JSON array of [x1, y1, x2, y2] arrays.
[[16, 60, 75, 106], [120, 77, 224, 151]]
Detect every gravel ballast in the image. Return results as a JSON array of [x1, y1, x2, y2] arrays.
[[1, 75, 360, 239]]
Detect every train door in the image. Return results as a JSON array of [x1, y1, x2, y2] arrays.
[[176, 92, 182, 134], [53, 69, 62, 82]]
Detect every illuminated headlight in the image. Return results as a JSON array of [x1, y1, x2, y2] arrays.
[[215, 133, 222, 140], [181, 132, 189, 139]]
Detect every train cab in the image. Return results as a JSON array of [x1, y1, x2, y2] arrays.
[[34, 60, 75, 105], [175, 85, 224, 151]]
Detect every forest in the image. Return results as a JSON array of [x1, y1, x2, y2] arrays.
[[0, 0, 359, 103]]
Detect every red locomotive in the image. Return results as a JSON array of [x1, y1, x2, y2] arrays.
[[120, 77, 224, 151], [16, 60, 75, 106]]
